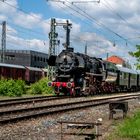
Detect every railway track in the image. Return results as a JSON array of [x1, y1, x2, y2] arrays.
[[0, 95, 57, 102], [0, 92, 138, 108], [0, 95, 69, 107], [0, 93, 139, 125]]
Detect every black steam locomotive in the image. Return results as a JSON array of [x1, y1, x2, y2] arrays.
[[47, 47, 140, 96]]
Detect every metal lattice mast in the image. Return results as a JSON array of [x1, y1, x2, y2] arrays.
[[48, 18, 58, 80], [1, 21, 6, 63]]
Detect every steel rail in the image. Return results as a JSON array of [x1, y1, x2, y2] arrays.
[[0, 93, 139, 116], [0, 94, 139, 125], [0, 95, 56, 102], [0, 96, 70, 107], [0, 92, 139, 107]]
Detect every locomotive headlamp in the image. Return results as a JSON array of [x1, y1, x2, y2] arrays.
[[64, 55, 67, 59], [52, 77, 56, 81], [67, 82, 72, 88], [48, 82, 52, 87]]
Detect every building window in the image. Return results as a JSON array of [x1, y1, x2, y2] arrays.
[[34, 56, 36, 61]]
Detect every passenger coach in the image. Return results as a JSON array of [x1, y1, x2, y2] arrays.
[[116, 66, 139, 92]]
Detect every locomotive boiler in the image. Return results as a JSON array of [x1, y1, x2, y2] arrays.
[[48, 47, 118, 96]]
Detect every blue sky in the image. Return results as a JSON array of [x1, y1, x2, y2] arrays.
[[0, 0, 140, 67]]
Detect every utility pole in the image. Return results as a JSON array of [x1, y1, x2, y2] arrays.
[[1, 21, 6, 63], [48, 18, 58, 80], [85, 42, 87, 55], [106, 52, 109, 60]]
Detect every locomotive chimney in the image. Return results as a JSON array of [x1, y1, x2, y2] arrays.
[[63, 20, 72, 50]]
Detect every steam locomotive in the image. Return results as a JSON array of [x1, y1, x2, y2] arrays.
[[48, 47, 140, 96]]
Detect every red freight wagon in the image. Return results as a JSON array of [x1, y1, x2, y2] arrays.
[[0, 63, 26, 80]]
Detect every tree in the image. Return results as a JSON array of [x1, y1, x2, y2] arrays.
[[129, 45, 140, 69]]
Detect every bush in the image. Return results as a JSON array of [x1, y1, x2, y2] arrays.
[[29, 77, 54, 95], [30, 83, 42, 94], [0, 79, 26, 97]]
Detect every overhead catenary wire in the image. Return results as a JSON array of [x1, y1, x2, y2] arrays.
[[66, 1, 127, 40], [47, 0, 135, 46], [50, 1, 111, 42], [71, 0, 100, 4], [0, 1, 49, 25], [0, 1, 50, 37], [1, 0, 137, 48], [102, 0, 140, 35], [1, 0, 134, 49], [54, 1, 125, 46], [0, 22, 48, 42], [0, 19, 48, 41], [46, 1, 128, 49], [0, 22, 48, 48], [0, 0, 124, 46], [4, 0, 138, 45], [49, 4, 121, 52], [1, 1, 82, 46]]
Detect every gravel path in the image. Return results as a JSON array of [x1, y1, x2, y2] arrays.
[[0, 97, 140, 140]]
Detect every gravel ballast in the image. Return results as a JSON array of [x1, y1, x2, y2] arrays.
[[0, 97, 140, 140]]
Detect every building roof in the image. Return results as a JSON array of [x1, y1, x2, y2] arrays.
[[0, 63, 25, 69], [42, 68, 48, 72], [0, 49, 48, 56], [107, 55, 125, 65], [25, 66, 42, 72], [116, 65, 137, 74]]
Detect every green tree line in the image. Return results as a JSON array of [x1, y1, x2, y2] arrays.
[[129, 45, 140, 69]]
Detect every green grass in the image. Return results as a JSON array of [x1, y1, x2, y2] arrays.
[[107, 110, 140, 140], [118, 111, 140, 139]]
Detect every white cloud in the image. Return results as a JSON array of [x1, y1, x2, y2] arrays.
[[1, 0, 140, 67], [6, 34, 49, 53], [13, 12, 43, 29], [0, 15, 7, 21], [47, 0, 140, 67], [7, 25, 17, 35], [49, 0, 140, 38], [0, 0, 17, 16], [0, 0, 51, 52]]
